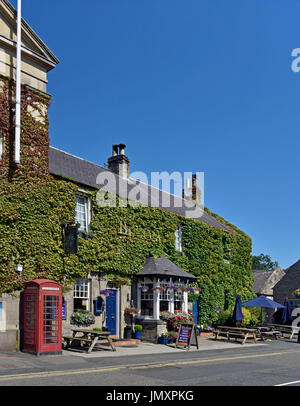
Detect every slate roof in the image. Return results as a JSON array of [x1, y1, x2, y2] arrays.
[[49, 146, 233, 233], [136, 256, 197, 281], [252, 270, 272, 294]]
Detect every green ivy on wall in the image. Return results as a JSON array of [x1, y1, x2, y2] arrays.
[[0, 78, 255, 325]]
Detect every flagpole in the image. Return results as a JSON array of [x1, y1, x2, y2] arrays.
[[14, 0, 21, 164]]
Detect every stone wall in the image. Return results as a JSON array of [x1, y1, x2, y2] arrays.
[[135, 318, 168, 343]]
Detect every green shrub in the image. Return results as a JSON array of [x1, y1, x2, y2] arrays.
[[134, 324, 143, 332], [70, 310, 95, 327]]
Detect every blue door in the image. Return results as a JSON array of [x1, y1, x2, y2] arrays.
[[193, 299, 198, 324], [106, 290, 117, 335]]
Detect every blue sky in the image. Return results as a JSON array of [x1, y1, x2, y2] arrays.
[[12, 0, 300, 268]]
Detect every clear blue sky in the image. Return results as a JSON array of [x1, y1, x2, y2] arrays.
[[13, 0, 300, 269]]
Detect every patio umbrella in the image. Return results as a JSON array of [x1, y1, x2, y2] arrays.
[[242, 295, 285, 324], [232, 294, 243, 323], [281, 298, 293, 324], [242, 295, 285, 309]]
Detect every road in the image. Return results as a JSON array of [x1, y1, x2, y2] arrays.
[[1, 340, 300, 389]]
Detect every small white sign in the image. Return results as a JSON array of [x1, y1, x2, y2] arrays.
[[42, 287, 59, 291]]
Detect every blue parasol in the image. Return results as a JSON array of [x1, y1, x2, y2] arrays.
[[242, 295, 285, 309], [282, 298, 292, 323], [232, 294, 243, 322]]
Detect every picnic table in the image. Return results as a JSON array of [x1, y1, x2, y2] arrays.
[[63, 329, 116, 353], [213, 326, 257, 345], [251, 326, 281, 341], [267, 324, 300, 340]]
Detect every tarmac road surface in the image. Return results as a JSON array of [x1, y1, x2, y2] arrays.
[[0, 338, 300, 388]]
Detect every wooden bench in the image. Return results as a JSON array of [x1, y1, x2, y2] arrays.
[[267, 324, 300, 340], [214, 326, 257, 345], [63, 329, 116, 353], [62, 336, 92, 349]]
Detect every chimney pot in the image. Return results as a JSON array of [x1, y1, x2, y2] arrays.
[[119, 144, 126, 155], [112, 144, 119, 157]]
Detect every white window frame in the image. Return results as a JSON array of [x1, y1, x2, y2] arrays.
[[75, 194, 91, 232], [175, 227, 182, 253], [73, 279, 90, 311]]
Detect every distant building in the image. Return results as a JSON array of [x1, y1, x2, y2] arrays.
[[252, 267, 285, 299], [252, 267, 285, 323], [274, 259, 300, 314]]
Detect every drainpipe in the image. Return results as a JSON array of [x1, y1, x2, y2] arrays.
[[14, 0, 21, 165]]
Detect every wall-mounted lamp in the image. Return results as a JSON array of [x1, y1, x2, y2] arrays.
[[15, 264, 23, 273]]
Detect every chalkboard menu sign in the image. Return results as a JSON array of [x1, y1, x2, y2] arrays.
[[175, 323, 199, 350]]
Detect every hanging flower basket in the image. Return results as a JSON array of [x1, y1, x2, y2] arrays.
[[100, 289, 115, 296], [293, 289, 300, 298], [139, 286, 149, 292], [187, 287, 195, 293], [178, 286, 187, 292], [166, 285, 177, 291], [152, 286, 166, 292], [124, 307, 139, 315]]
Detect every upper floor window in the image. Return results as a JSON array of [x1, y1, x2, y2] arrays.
[[175, 227, 182, 253], [75, 195, 90, 232]]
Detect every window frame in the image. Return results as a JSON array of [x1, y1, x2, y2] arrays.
[[75, 194, 91, 233], [73, 279, 90, 311], [175, 226, 183, 253]]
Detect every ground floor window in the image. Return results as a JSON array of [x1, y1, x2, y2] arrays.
[[140, 283, 154, 317], [159, 283, 171, 312], [73, 279, 90, 311]]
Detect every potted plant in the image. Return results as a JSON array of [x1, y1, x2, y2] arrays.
[[134, 324, 143, 340], [158, 333, 169, 345], [168, 331, 178, 343]]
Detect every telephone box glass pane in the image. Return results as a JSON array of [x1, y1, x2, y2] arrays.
[[24, 294, 36, 345], [43, 295, 59, 344]]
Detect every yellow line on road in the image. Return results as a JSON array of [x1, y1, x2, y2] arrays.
[[0, 350, 300, 382], [129, 351, 293, 370]]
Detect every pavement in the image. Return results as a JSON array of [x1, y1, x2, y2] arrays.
[[0, 336, 267, 377]]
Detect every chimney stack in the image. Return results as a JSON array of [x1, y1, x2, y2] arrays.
[[107, 144, 130, 179], [182, 173, 201, 205]]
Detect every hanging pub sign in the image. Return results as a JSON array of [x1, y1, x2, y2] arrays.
[[175, 323, 199, 350], [63, 224, 79, 254]]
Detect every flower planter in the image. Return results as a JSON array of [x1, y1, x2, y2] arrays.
[[158, 337, 168, 345], [135, 331, 142, 340]]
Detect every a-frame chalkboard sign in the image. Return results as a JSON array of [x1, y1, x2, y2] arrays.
[[175, 323, 199, 350]]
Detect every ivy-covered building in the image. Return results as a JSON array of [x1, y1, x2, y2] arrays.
[[0, 0, 254, 351]]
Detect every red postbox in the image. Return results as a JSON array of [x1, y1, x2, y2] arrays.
[[23, 279, 62, 356]]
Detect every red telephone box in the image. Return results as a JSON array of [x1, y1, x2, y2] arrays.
[[23, 279, 62, 356]]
